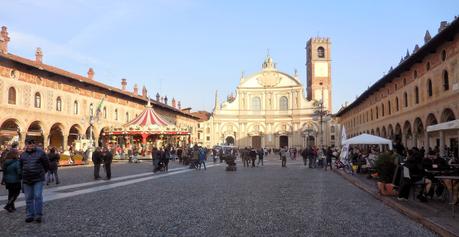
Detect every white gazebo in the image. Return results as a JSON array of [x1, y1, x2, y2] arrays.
[[342, 133, 393, 150]]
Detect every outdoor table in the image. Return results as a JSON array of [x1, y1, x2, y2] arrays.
[[450, 164, 459, 169], [434, 175, 459, 218]]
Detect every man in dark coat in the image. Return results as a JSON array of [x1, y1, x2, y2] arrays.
[[92, 147, 102, 180], [101, 147, 113, 180], [20, 138, 49, 223], [249, 148, 257, 167], [257, 148, 264, 166]]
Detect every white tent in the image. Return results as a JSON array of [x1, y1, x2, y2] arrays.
[[342, 133, 393, 150]]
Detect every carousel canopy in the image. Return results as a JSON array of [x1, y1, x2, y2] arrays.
[[125, 103, 171, 127]]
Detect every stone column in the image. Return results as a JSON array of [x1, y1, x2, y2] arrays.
[[19, 133, 26, 149], [425, 132, 430, 151], [43, 133, 50, 148]]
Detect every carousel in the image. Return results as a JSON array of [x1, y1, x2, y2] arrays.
[[102, 101, 191, 151]]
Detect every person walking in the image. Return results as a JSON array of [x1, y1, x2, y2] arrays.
[[324, 147, 333, 171], [46, 147, 60, 185], [101, 147, 113, 180], [1, 142, 21, 212], [92, 147, 102, 179], [198, 147, 207, 170], [20, 139, 49, 223], [280, 146, 288, 167], [257, 148, 264, 166], [249, 148, 257, 168]]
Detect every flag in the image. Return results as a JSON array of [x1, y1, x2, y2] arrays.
[[339, 126, 348, 161], [95, 95, 106, 121]]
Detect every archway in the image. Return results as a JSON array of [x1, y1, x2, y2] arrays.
[[440, 108, 455, 122], [252, 136, 262, 149], [395, 123, 402, 143], [225, 136, 235, 145], [403, 121, 412, 148], [370, 129, 375, 135], [375, 127, 380, 136], [0, 119, 21, 145], [388, 124, 394, 139], [413, 117, 424, 148], [279, 135, 288, 148], [49, 123, 64, 150], [26, 121, 44, 146], [381, 126, 387, 138], [68, 124, 82, 148]]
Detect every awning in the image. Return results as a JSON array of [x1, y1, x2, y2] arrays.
[[426, 119, 459, 133], [342, 133, 393, 150]]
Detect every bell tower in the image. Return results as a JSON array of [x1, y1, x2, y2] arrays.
[[306, 37, 332, 112]]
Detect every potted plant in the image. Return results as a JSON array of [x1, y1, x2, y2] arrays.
[[374, 152, 397, 196]]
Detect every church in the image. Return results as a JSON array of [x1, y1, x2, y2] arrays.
[[198, 38, 339, 149]]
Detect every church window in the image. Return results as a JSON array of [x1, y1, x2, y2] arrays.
[[443, 70, 449, 91], [8, 87, 16, 105], [279, 96, 288, 111], [317, 47, 325, 58], [252, 96, 261, 111], [34, 92, 41, 108], [427, 79, 433, 97], [414, 87, 419, 104], [56, 97, 62, 111]]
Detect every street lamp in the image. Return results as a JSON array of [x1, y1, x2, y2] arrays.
[[312, 83, 331, 149], [81, 103, 96, 163], [303, 125, 314, 147]]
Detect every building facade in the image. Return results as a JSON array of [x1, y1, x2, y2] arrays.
[[201, 38, 338, 149], [336, 18, 459, 155], [0, 26, 199, 149]]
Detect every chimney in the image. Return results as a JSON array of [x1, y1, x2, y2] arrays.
[[438, 21, 448, 33], [133, 84, 138, 95], [87, 68, 94, 80], [172, 98, 176, 108], [160, 96, 164, 103], [164, 96, 168, 105], [0, 26, 10, 54], [141, 85, 147, 97], [121, 79, 127, 91], [156, 93, 160, 101], [178, 101, 181, 109], [35, 47, 43, 63]]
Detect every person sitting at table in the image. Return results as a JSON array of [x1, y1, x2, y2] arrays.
[[419, 151, 449, 201], [398, 150, 424, 201]]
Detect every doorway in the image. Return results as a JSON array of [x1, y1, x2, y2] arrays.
[[225, 136, 235, 145], [279, 136, 288, 148], [252, 136, 261, 149]]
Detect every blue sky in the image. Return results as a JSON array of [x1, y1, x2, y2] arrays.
[[1, 0, 458, 112]]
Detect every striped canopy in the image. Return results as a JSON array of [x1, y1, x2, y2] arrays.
[[125, 106, 170, 128]]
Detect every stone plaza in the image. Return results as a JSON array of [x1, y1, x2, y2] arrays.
[[0, 157, 437, 237]]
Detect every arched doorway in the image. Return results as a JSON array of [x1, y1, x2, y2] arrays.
[[0, 119, 21, 145], [403, 121, 412, 148], [225, 136, 235, 145], [252, 136, 262, 149], [26, 121, 44, 146], [49, 123, 64, 150], [441, 108, 455, 122], [381, 126, 387, 138], [388, 124, 394, 140], [279, 135, 288, 148], [68, 124, 82, 148], [413, 117, 424, 148], [376, 127, 380, 136], [395, 123, 402, 143]]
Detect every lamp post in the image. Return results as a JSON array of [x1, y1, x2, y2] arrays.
[[304, 125, 314, 147], [313, 83, 331, 149], [81, 103, 95, 163]]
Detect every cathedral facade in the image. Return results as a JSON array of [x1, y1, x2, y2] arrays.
[[199, 38, 339, 149]]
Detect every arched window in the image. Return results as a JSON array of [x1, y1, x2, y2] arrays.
[[251, 96, 261, 111], [381, 103, 385, 117], [441, 49, 447, 61], [413, 70, 418, 79], [34, 92, 41, 108], [317, 47, 325, 58], [370, 109, 373, 121], [404, 92, 408, 107], [376, 106, 379, 119], [103, 107, 107, 119], [427, 79, 433, 97], [415, 86, 419, 104], [126, 112, 130, 123], [279, 96, 288, 111], [56, 97, 62, 111], [74, 101, 79, 115], [8, 87, 16, 105], [115, 109, 118, 121], [89, 103, 94, 116], [403, 78, 407, 86], [426, 62, 431, 71], [395, 97, 399, 111], [443, 70, 449, 91]]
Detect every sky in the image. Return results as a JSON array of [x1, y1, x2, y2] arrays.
[[0, 0, 458, 113]]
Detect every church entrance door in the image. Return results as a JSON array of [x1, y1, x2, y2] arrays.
[[279, 136, 288, 148], [252, 136, 261, 149]]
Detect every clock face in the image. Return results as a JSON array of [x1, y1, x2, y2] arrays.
[[314, 62, 328, 77]]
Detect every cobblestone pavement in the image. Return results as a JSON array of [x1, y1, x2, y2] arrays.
[[0, 157, 437, 237]]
